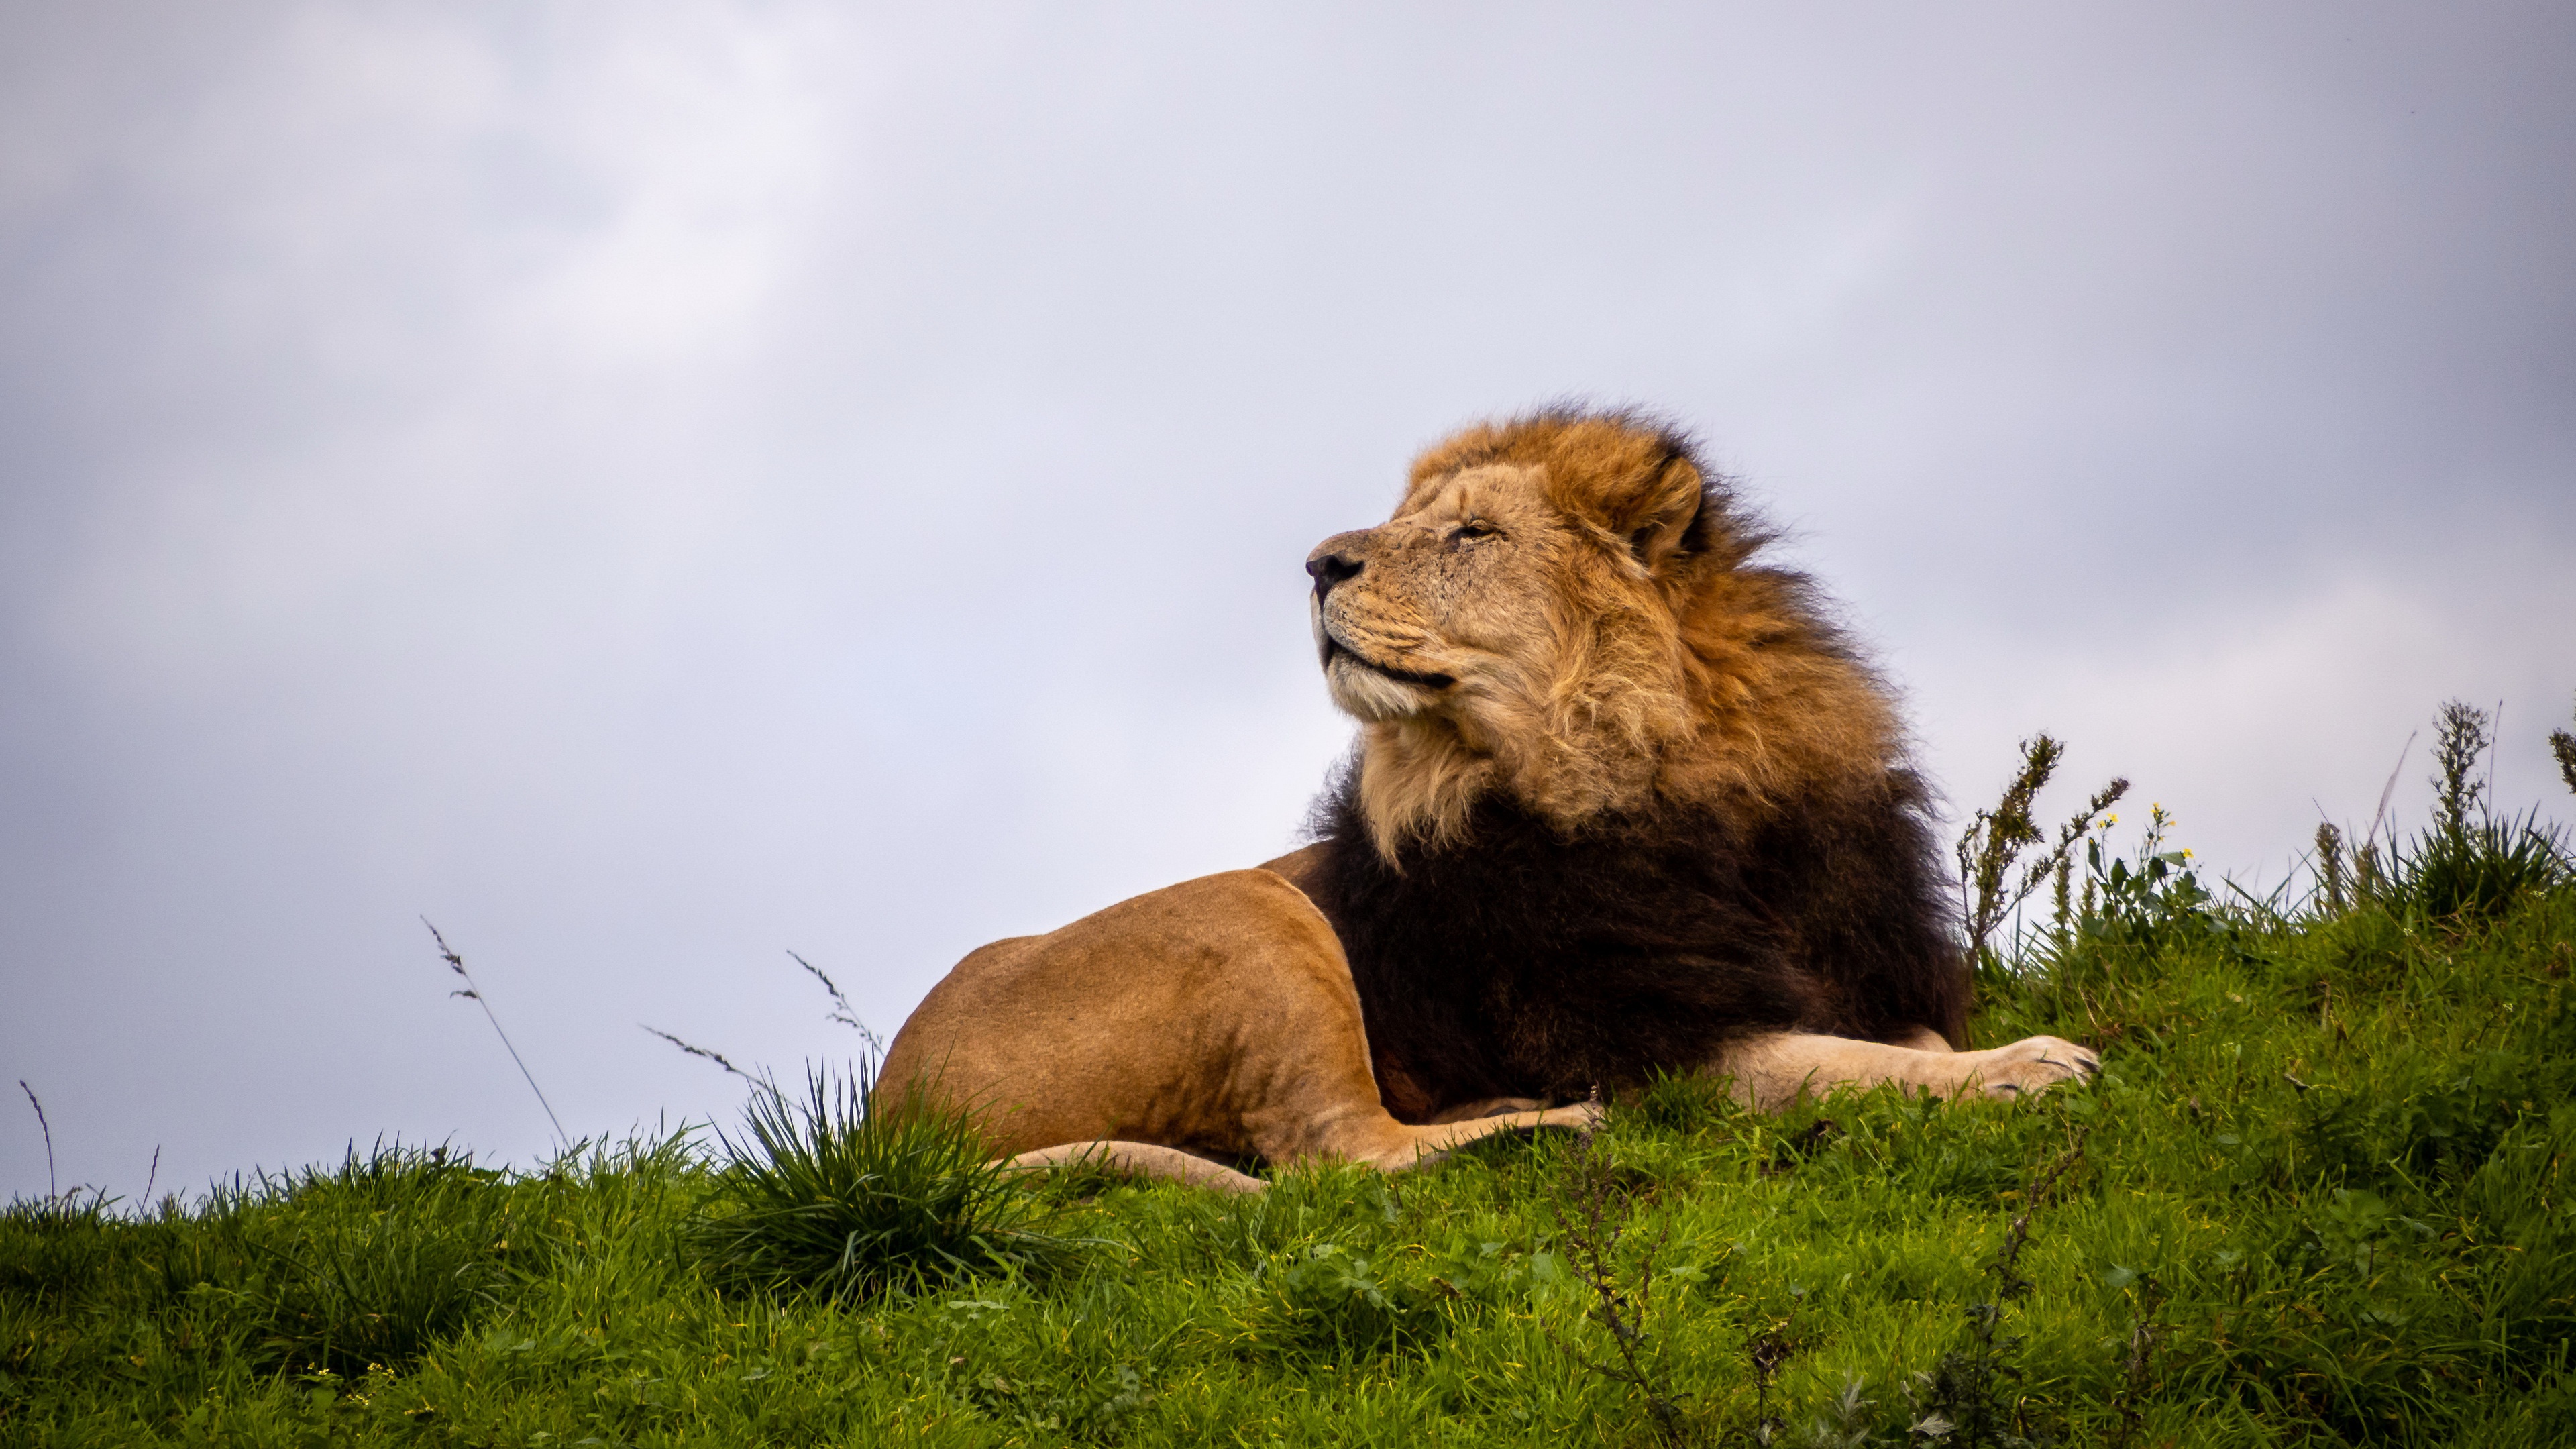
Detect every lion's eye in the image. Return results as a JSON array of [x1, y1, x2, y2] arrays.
[[1450, 521, 1498, 543]]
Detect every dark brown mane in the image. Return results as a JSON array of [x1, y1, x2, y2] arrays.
[[1298, 767, 1964, 1120]]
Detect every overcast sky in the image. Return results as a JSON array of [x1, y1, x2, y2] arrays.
[[5, 3, 2572, 1204]]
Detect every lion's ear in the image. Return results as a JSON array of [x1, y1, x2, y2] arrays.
[[1605, 451, 1704, 575]]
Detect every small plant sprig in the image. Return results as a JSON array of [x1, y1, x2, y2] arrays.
[[1803, 1376, 1880, 1449], [647, 950, 885, 1079], [641, 1027, 751, 1079], [789, 950, 887, 1053], [2073, 804, 2219, 952], [1542, 1087, 1693, 1448], [1955, 735, 2128, 965]]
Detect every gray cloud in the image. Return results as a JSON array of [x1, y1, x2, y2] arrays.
[[5, 3, 2571, 1200]]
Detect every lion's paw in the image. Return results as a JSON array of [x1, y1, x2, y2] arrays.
[[1958, 1036, 2098, 1101], [1517, 1099, 1605, 1133]]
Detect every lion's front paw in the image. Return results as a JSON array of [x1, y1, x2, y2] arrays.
[[1538, 1098, 1607, 1132], [1959, 1036, 2098, 1101]]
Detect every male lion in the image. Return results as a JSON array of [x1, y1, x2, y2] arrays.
[[879, 409, 2095, 1192]]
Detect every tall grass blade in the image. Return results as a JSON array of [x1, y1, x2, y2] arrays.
[[421, 918, 566, 1146]]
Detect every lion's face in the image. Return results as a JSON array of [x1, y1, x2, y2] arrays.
[[1305, 416, 1741, 851], [1306, 413, 1900, 857], [1306, 463, 1540, 726], [1307, 462, 1667, 729]]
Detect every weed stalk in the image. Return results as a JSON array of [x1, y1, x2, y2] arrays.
[[1955, 735, 2127, 967], [1913, 1130, 2088, 1449]]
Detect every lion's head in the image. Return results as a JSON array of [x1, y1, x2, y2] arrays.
[[1308, 409, 1902, 858]]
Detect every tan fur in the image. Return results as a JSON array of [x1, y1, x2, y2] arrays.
[[877, 871, 1600, 1190], [878, 412, 2094, 1191]]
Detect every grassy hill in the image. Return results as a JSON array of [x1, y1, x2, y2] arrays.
[[9, 708, 2576, 1447]]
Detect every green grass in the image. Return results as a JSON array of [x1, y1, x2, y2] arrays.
[[10, 725, 2576, 1445], [689, 1063, 1086, 1304]]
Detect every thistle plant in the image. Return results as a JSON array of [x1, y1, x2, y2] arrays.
[[2430, 700, 2493, 838]]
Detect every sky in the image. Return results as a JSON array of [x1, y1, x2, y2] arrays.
[[3, 3, 2571, 1205]]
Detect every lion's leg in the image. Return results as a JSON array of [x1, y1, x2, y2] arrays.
[[1890, 1025, 1955, 1053], [1424, 1096, 1549, 1124], [1714, 1030, 2096, 1112], [1004, 1141, 1265, 1195], [1289, 1099, 1603, 1174], [1222, 979, 1602, 1173], [998, 1105, 1596, 1191]]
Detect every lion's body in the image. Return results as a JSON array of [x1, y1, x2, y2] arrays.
[[878, 409, 2093, 1189]]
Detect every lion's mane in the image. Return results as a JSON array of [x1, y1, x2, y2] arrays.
[[1293, 409, 1965, 1120]]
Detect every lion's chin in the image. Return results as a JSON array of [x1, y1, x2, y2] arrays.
[[1325, 654, 1441, 722]]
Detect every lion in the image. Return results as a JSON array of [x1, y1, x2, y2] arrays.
[[878, 409, 2096, 1192]]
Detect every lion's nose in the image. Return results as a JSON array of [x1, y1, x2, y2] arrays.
[[1306, 551, 1364, 597]]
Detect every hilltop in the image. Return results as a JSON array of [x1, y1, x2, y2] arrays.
[[7, 708, 2576, 1448]]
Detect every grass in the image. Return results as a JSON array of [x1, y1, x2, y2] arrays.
[[688, 1063, 1085, 1304], [7, 701, 2576, 1446]]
